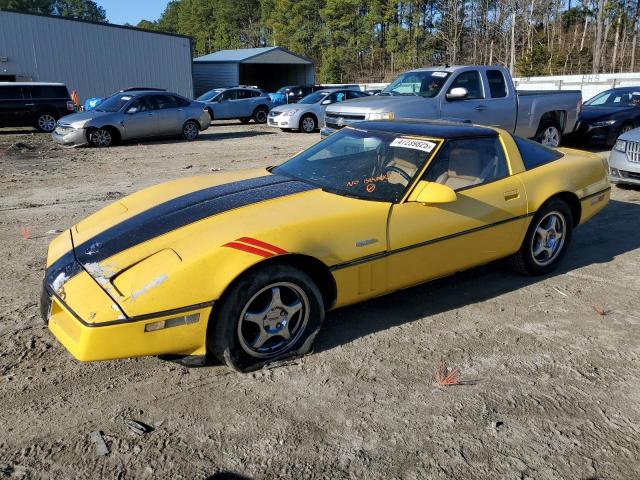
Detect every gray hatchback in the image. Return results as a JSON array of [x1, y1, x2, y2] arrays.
[[52, 90, 211, 147]]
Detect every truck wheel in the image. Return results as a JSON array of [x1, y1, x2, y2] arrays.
[[35, 112, 57, 133], [208, 265, 325, 372], [536, 121, 562, 147], [508, 198, 573, 275]]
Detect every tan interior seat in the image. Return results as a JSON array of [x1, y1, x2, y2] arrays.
[[435, 147, 486, 190], [386, 149, 420, 185]]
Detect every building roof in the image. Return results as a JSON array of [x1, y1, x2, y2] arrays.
[[350, 119, 498, 139], [194, 47, 313, 65]]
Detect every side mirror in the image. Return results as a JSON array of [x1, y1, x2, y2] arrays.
[[445, 87, 469, 101], [126, 107, 138, 114], [321, 99, 332, 105], [409, 181, 457, 204]]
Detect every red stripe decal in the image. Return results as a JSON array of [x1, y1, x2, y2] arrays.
[[223, 242, 275, 258], [236, 237, 287, 255]]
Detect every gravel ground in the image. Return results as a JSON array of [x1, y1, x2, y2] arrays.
[[1, 123, 639, 480]]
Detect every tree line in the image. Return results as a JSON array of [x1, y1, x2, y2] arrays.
[[4, 0, 640, 82]]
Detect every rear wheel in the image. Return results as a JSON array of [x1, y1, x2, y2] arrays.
[[89, 128, 113, 148], [182, 120, 199, 141], [208, 265, 325, 372], [300, 114, 317, 133], [253, 107, 268, 124], [536, 121, 562, 147], [508, 198, 573, 275], [36, 112, 57, 133]]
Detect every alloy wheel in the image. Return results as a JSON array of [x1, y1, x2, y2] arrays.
[[237, 282, 310, 358], [92, 129, 112, 147], [183, 122, 199, 140], [530, 211, 566, 266], [38, 114, 56, 133], [541, 126, 560, 147], [255, 110, 267, 123], [301, 117, 316, 133]]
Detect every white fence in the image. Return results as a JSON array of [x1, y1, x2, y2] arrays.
[[511, 72, 640, 101], [327, 72, 640, 101]]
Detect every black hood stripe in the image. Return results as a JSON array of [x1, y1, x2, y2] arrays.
[[46, 175, 316, 287]]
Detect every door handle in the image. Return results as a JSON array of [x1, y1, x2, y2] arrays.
[[503, 190, 519, 201], [475, 105, 488, 111]]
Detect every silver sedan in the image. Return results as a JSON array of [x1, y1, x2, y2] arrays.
[[608, 128, 640, 186], [52, 91, 211, 147], [267, 88, 370, 133]]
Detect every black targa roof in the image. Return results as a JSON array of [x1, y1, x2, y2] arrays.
[[349, 119, 498, 139]]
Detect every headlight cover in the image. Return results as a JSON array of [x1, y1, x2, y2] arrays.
[[614, 139, 627, 152], [282, 109, 299, 116], [591, 119, 616, 127], [367, 112, 394, 120]]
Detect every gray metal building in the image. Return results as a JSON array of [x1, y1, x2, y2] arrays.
[[0, 10, 194, 101], [193, 47, 315, 96]]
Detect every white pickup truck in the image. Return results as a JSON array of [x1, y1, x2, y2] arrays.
[[321, 65, 582, 147]]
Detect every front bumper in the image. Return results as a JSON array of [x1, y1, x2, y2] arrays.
[[51, 127, 88, 147], [608, 148, 640, 186], [568, 123, 619, 146], [267, 112, 299, 129]]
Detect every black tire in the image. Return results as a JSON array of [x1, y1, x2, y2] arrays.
[[88, 127, 113, 148], [253, 107, 269, 124], [240, 117, 251, 124], [508, 198, 573, 275], [535, 120, 562, 147], [299, 114, 317, 133], [182, 120, 200, 141], [35, 111, 57, 133], [208, 265, 325, 372]]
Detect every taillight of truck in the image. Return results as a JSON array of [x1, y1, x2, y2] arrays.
[[578, 97, 582, 114]]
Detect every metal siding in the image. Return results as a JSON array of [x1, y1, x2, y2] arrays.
[[305, 65, 315, 84], [241, 49, 312, 65], [192, 63, 239, 96], [0, 10, 194, 101]]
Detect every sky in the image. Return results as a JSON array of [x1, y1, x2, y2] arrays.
[[100, 0, 170, 26]]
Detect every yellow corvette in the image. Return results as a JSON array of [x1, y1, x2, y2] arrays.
[[41, 120, 610, 371]]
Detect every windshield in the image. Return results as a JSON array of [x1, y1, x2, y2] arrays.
[[273, 128, 441, 202], [197, 89, 224, 101], [381, 71, 451, 97], [298, 91, 329, 104], [94, 94, 133, 112], [585, 89, 640, 107]]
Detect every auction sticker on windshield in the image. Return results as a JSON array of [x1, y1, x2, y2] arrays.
[[390, 137, 437, 153], [431, 72, 448, 78]]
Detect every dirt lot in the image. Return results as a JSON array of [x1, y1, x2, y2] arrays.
[[1, 123, 639, 480]]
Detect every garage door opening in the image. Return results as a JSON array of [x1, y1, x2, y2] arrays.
[[239, 64, 312, 92]]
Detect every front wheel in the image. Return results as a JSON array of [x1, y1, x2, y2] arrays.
[[182, 120, 199, 141], [208, 265, 325, 372], [536, 121, 562, 147], [508, 198, 573, 275], [253, 107, 268, 124], [300, 114, 317, 133], [89, 128, 113, 148]]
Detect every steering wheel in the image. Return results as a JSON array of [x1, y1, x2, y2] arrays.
[[385, 165, 413, 184]]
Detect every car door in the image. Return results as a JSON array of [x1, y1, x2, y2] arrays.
[[232, 89, 254, 117], [213, 89, 237, 119], [0, 85, 29, 126], [386, 136, 528, 290], [440, 69, 492, 125], [481, 69, 517, 131], [121, 95, 158, 140], [155, 94, 188, 135]]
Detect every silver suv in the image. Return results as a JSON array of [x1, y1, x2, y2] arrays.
[[197, 87, 272, 124], [52, 90, 211, 147]]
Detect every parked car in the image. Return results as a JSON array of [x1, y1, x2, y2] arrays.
[[321, 65, 582, 147], [274, 85, 326, 104], [0, 82, 74, 133], [197, 87, 271, 123], [608, 127, 640, 186], [567, 87, 640, 146], [52, 90, 210, 147], [41, 120, 609, 371], [267, 88, 370, 133]]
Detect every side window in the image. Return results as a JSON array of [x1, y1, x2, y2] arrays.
[[155, 94, 182, 109], [423, 137, 508, 190], [174, 96, 190, 107], [30, 85, 68, 99], [237, 89, 251, 100], [513, 135, 563, 170], [251, 90, 262, 98], [130, 96, 158, 112], [0, 86, 24, 100], [219, 90, 236, 101], [486, 70, 507, 98], [347, 91, 366, 99], [447, 71, 483, 100]]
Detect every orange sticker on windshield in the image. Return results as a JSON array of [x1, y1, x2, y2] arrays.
[[366, 184, 376, 193]]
